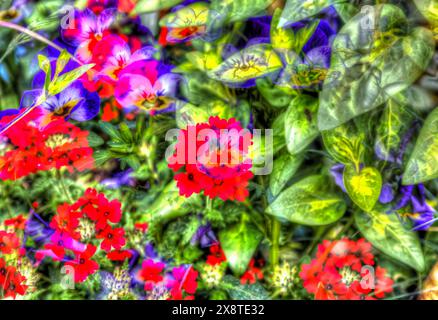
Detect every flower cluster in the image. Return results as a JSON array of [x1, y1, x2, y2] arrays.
[[36, 188, 130, 282], [137, 259, 199, 300], [57, 6, 178, 113], [300, 239, 394, 300], [0, 213, 33, 299], [0, 258, 28, 299], [0, 109, 93, 180], [168, 117, 254, 202]]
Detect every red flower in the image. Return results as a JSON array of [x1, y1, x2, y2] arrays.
[[50, 204, 81, 239], [168, 117, 253, 202], [240, 259, 264, 285], [206, 245, 226, 266], [314, 268, 348, 300], [65, 244, 99, 283], [300, 238, 394, 300], [94, 197, 122, 230], [1, 267, 27, 299], [300, 259, 324, 293], [374, 266, 394, 298], [134, 222, 148, 233], [174, 165, 213, 197], [107, 249, 132, 261], [0, 111, 94, 181], [96, 225, 126, 252], [0, 258, 8, 284], [5, 214, 27, 230], [0, 231, 20, 254], [138, 259, 166, 291], [167, 265, 198, 300]]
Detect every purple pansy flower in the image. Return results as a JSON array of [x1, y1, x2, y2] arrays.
[[101, 169, 136, 189], [379, 183, 395, 204], [393, 184, 436, 231], [191, 223, 218, 248], [20, 81, 100, 126]]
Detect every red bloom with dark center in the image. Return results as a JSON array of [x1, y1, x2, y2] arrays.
[[206, 244, 226, 266], [138, 259, 166, 291], [166, 265, 198, 300], [168, 117, 253, 202], [240, 259, 264, 285], [1, 266, 28, 299], [314, 268, 348, 300], [0, 110, 94, 181], [300, 238, 394, 300], [0, 258, 8, 285], [96, 225, 126, 252], [106, 249, 132, 261], [374, 266, 394, 299], [0, 230, 20, 254], [50, 204, 81, 239], [65, 244, 99, 283]]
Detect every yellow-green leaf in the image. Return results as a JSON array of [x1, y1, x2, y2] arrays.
[[344, 165, 382, 211]]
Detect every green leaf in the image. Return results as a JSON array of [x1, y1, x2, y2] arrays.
[[321, 120, 365, 166], [159, 2, 209, 27], [180, 72, 231, 105], [222, 275, 270, 300], [269, 152, 305, 197], [92, 150, 112, 167], [375, 99, 415, 161], [38, 54, 51, 93], [209, 0, 271, 25], [207, 44, 283, 83], [133, 0, 182, 14], [414, 0, 438, 27], [272, 113, 287, 153], [119, 123, 133, 143], [48, 63, 94, 96], [266, 175, 347, 226], [278, 0, 338, 27], [256, 78, 294, 108], [99, 122, 122, 141], [403, 107, 438, 185], [332, 2, 359, 22], [54, 49, 70, 80], [175, 102, 210, 128], [219, 222, 263, 276], [343, 165, 382, 211], [147, 181, 202, 223], [354, 206, 425, 272], [318, 4, 435, 130], [87, 131, 104, 147], [285, 95, 319, 155]]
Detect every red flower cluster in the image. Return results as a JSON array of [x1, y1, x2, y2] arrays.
[[0, 258, 27, 299], [168, 117, 253, 202], [0, 110, 93, 181], [206, 244, 226, 266], [37, 188, 128, 282], [166, 265, 199, 300], [4, 214, 27, 230], [138, 259, 166, 291], [205, 245, 263, 285], [0, 230, 20, 255], [137, 260, 199, 300], [300, 238, 394, 300], [240, 259, 264, 285]]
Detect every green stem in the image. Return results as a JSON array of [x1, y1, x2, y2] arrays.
[[205, 196, 213, 212], [57, 170, 73, 203], [271, 218, 281, 269]]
